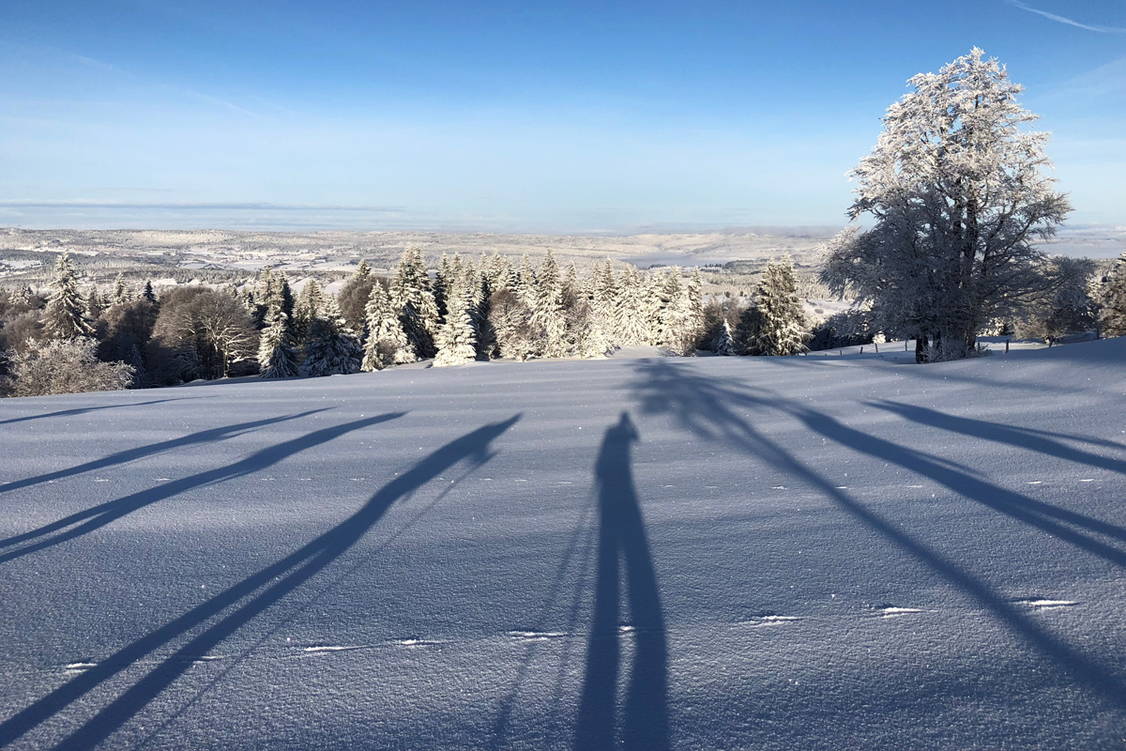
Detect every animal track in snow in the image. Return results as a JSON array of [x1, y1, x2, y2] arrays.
[[508, 630, 568, 642], [1012, 598, 1078, 611], [64, 662, 96, 673], [737, 614, 801, 627], [391, 638, 443, 648], [877, 606, 926, 619]]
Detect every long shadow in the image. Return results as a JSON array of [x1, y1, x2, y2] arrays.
[[868, 400, 1126, 474], [628, 359, 1126, 711], [573, 412, 669, 751], [0, 397, 201, 427], [0, 413, 403, 565], [0, 409, 328, 497], [0, 414, 520, 750]]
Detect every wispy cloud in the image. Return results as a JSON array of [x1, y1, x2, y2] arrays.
[[1006, 1, 1126, 33], [68, 50, 262, 118]]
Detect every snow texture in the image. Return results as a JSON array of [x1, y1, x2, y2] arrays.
[[0, 338, 1124, 749]]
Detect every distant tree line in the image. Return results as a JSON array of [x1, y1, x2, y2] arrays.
[[2, 240, 1124, 397]]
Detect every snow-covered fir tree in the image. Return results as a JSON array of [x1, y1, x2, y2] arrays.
[[1099, 252, 1126, 338], [257, 303, 299, 379], [84, 287, 104, 322], [360, 280, 414, 371], [614, 266, 650, 347], [712, 318, 736, 355], [299, 295, 361, 377], [391, 248, 439, 359], [742, 259, 809, 356], [111, 273, 130, 306], [293, 278, 324, 345], [42, 252, 94, 340], [433, 279, 478, 367], [821, 48, 1069, 362], [534, 251, 567, 357]]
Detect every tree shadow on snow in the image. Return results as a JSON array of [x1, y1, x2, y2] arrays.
[[0, 397, 203, 427], [0, 411, 388, 565], [0, 414, 520, 750], [627, 359, 1126, 712], [573, 411, 670, 751], [0, 409, 330, 497]]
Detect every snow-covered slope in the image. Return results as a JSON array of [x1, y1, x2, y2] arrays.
[[1, 340, 1124, 750]]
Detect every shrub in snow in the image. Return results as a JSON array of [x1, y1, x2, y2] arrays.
[[4, 338, 134, 397], [1099, 252, 1126, 338]]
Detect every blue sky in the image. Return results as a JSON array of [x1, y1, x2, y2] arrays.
[[1, 0, 1123, 232]]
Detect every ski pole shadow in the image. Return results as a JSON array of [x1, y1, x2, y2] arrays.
[[0, 409, 329, 497], [0, 414, 520, 750], [573, 411, 669, 751], [0, 412, 400, 565]]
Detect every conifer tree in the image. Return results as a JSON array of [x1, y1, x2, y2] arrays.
[[84, 287, 104, 322], [42, 252, 94, 339], [299, 295, 361, 377], [1099, 252, 1126, 337], [433, 280, 478, 367], [534, 251, 568, 357], [361, 281, 414, 370], [390, 248, 439, 358], [112, 273, 130, 306], [742, 258, 809, 356], [257, 303, 299, 378], [614, 266, 649, 347], [712, 318, 736, 355], [293, 278, 324, 345], [142, 281, 157, 304]]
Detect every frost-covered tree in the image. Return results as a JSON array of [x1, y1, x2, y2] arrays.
[[337, 260, 377, 333], [361, 280, 414, 370], [614, 266, 650, 347], [433, 280, 478, 367], [257, 303, 299, 378], [534, 251, 567, 357], [111, 273, 130, 306], [293, 278, 325, 345], [391, 248, 439, 359], [4, 338, 134, 397], [41, 252, 94, 339], [84, 287, 104, 323], [300, 296, 361, 377], [822, 48, 1070, 362], [712, 318, 736, 355], [1099, 252, 1126, 337], [741, 259, 808, 356]]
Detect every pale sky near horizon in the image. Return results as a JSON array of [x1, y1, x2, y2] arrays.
[[1, 0, 1123, 232]]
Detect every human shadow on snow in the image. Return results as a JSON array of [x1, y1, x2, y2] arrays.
[[0, 409, 329, 497], [573, 411, 670, 751], [0, 414, 520, 750], [0, 412, 397, 565], [628, 359, 1126, 712]]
